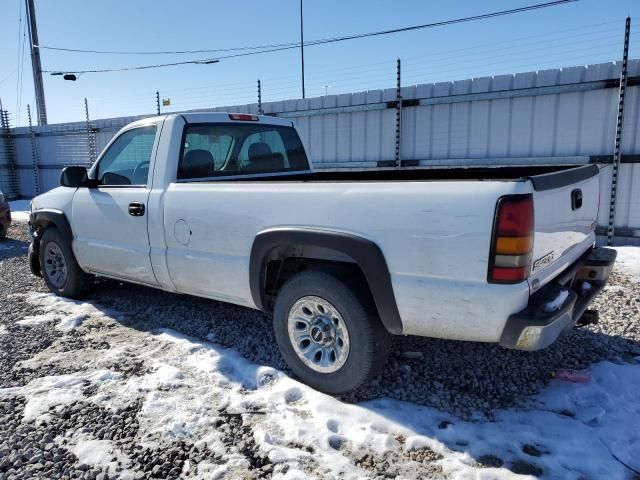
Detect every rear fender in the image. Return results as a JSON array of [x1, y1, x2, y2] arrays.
[[250, 227, 403, 335]]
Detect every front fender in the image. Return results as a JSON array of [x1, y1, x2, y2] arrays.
[[30, 209, 73, 245]]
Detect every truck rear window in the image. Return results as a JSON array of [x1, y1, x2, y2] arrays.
[[177, 124, 309, 180]]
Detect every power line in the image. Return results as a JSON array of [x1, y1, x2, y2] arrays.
[[44, 0, 579, 75], [163, 29, 621, 100], [51, 12, 623, 116], [47, 58, 219, 75], [99, 32, 623, 114], [37, 40, 302, 56], [0, 68, 18, 85], [251, 19, 621, 82], [37, 0, 579, 56]]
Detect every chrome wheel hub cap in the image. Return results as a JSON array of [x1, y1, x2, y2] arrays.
[[287, 296, 350, 373], [44, 242, 67, 288]]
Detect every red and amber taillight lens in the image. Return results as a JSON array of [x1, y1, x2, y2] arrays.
[[488, 194, 534, 283]]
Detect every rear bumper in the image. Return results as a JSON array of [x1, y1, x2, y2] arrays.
[[500, 246, 617, 351]]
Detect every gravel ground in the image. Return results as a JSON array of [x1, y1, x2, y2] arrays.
[[1, 220, 639, 479]]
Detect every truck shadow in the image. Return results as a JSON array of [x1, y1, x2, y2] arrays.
[[89, 274, 640, 417], [0, 224, 30, 261]]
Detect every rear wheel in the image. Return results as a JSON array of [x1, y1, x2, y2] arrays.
[[0, 224, 7, 240], [273, 270, 391, 393], [39, 228, 90, 298]]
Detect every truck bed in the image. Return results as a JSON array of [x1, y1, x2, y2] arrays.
[[196, 164, 589, 184]]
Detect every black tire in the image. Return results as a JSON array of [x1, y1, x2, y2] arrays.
[[0, 224, 7, 240], [273, 270, 391, 394], [39, 227, 90, 298]]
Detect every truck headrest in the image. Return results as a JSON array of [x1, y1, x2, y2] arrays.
[[180, 149, 215, 179], [248, 142, 272, 160]]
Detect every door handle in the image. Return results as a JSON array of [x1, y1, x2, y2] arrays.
[[128, 202, 146, 217]]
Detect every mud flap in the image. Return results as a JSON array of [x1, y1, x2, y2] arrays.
[[28, 242, 42, 277]]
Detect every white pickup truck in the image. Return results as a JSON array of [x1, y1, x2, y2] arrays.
[[28, 112, 616, 393]]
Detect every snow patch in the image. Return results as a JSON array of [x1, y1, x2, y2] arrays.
[[543, 289, 569, 313], [17, 313, 61, 327], [0, 370, 121, 422], [56, 313, 88, 332], [127, 364, 185, 393], [15, 293, 105, 332], [17, 312, 87, 331], [0, 325, 8, 336], [8, 199, 31, 222], [69, 438, 132, 477], [613, 246, 640, 283]]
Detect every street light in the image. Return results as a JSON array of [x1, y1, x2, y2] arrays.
[[50, 72, 78, 81]]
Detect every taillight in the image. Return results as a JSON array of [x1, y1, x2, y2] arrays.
[[229, 113, 259, 121], [488, 194, 534, 284]]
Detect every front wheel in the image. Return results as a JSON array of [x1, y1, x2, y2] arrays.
[[0, 224, 7, 240], [273, 270, 391, 394], [39, 227, 90, 298]]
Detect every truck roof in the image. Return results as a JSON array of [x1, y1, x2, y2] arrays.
[[177, 112, 294, 128], [115, 113, 295, 135]]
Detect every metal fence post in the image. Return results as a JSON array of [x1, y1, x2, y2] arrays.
[[156, 91, 161, 115], [27, 104, 42, 195], [84, 98, 97, 166], [607, 16, 631, 246], [0, 101, 20, 199], [395, 58, 402, 168], [257, 79, 263, 115]]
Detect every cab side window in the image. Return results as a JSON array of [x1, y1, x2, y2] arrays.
[[178, 127, 234, 179], [97, 126, 157, 186], [177, 124, 308, 180]]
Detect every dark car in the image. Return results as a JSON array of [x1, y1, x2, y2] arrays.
[[0, 190, 11, 239]]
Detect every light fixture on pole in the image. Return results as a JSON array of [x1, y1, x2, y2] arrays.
[[50, 72, 78, 81]]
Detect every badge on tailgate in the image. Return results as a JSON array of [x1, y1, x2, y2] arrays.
[[533, 251, 555, 271]]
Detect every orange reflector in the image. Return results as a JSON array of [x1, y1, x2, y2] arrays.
[[495, 236, 533, 254]]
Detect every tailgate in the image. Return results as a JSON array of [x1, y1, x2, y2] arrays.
[[528, 165, 599, 289]]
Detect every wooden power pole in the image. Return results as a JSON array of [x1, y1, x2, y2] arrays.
[[26, 0, 48, 125]]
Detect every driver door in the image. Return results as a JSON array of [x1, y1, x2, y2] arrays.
[[71, 124, 159, 286]]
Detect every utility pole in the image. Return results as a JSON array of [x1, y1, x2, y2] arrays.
[[300, 0, 305, 99], [26, 0, 47, 125]]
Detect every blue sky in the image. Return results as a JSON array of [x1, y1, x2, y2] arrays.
[[1, 0, 638, 126]]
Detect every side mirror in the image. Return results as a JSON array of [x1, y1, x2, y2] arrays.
[[60, 166, 94, 188]]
